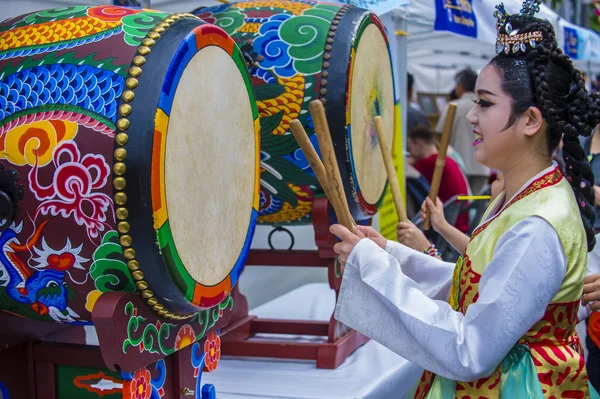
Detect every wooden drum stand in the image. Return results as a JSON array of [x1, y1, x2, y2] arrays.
[[218, 196, 369, 369]]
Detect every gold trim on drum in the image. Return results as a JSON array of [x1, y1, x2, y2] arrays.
[[318, 4, 350, 105], [112, 13, 204, 321]]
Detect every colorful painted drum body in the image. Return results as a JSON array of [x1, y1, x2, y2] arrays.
[[0, 6, 260, 322], [195, 1, 395, 225]]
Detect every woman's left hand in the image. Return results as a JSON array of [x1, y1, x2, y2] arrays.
[[330, 224, 363, 271]]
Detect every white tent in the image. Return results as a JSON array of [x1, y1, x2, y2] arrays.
[[399, 0, 600, 93]]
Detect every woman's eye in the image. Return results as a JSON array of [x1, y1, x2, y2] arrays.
[[474, 99, 493, 108]]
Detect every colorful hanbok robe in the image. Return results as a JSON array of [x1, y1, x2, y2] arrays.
[[335, 164, 600, 398]]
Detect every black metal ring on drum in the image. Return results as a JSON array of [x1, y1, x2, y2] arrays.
[[268, 226, 295, 251]]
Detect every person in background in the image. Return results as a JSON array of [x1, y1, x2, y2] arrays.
[[580, 124, 600, 390], [407, 125, 469, 233], [406, 73, 430, 132], [437, 68, 490, 194]]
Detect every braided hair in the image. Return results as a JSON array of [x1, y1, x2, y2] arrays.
[[490, 15, 599, 251]]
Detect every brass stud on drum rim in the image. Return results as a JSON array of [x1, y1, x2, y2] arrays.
[[142, 38, 156, 47], [128, 66, 142, 78], [124, 248, 136, 260], [114, 192, 127, 205], [122, 90, 135, 102], [117, 118, 130, 131], [120, 235, 132, 247], [131, 270, 145, 281], [126, 78, 138, 89], [153, 26, 165, 33], [113, 162, 126, 176], [157, 309, 168, 317], [113, 177, 126, 190], [138, 46, 151, 56], [116, 207, 129, 220], [136, 281, 149, 290], [114, 148, 127, 161], [127, 259, 139, 271], [118, 221, 130, 234], [141, 290, 154, 299], [148, 31, 160, 40], [147, 297, 158, 306], [116, 133, 129, 146], [153, 303, 165, 311], [119, 104, 132, 117], [118, 221, 131, 234], [132, 56, 146, 66]]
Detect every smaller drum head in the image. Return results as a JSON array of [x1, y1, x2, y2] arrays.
[[349, 22, 394, 208]]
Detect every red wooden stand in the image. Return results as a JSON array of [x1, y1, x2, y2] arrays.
[[219, 196, 369, 369]]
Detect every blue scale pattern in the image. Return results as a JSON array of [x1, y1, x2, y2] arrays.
[[0, 63, 125, 123]]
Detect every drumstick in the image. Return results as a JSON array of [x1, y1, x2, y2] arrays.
[[373, 116, 408, 223], [423, 103, 457, 230], [308, 100, 355, 231], [289, 120, 334, 202]]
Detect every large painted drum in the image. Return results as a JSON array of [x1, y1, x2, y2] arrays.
[[0, 6, 260, 321], [194, 1, 395, 225]]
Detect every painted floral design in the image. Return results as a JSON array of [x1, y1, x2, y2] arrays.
[[121, 359, 166, 399], [126, 368, 151, 399], [175, 324, 196, 350], [204, 331, 221, 372], [28, 140, 113, 240]]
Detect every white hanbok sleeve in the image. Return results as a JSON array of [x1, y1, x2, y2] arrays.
[[384, 240, 455, 301], [334, 216, 567, 382]]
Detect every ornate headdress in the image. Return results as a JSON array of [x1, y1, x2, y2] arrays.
[[494, 0, 543, 55]]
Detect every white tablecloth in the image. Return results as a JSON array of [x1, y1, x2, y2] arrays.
[[203, 283, 423, 399]]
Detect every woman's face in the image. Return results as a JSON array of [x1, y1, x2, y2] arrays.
[[466, 64, 528, 171]]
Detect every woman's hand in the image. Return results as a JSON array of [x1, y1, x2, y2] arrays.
[[396, 221, 431, 251], [421, 197, 448, 233], [583, 273, 600, 311], [330, 224, 362, 271], [354, 225, 387, 249]]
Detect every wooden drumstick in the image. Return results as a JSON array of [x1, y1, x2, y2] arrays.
[[308, 100, 355, 231], [289, 119, 334, 202], [423, 103, 457, 230], [373, 116, 408, 223]]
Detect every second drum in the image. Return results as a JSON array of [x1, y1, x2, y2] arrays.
[[194, 0, 395, 225]]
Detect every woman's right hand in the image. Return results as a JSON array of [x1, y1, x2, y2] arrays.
[[420, 197, 448, 233], [396, 221, 431, 251]]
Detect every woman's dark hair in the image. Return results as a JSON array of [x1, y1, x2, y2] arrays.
[[491, 15, 599, 251]]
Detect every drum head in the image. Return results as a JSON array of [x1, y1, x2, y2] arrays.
[[165, 45, 257, 287], [349, 23, 394, 207]]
